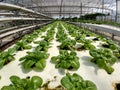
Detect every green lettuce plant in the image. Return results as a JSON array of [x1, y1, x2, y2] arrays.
[[34, 40, 50, 52], [0, 48, 16, 68], [51, 50, 80, 70], [15, 41, 32, 51], [61, 73, 97, 90], [1, 75, 43, 90], [102, 39, 118, 50], [59, 38, 76, 50], [89, 48, 117, 74], [22, 35, 35, 43], [19, 51, 49, 70]]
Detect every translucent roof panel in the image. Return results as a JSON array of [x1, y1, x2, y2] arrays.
[[3, 0, 117, 18]]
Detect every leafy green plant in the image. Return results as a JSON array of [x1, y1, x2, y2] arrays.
[[19, 51, 49, 70], [1, 75, 43, 90], [43, 27, 55, 42], [51, 50, 80, 70], [34, 40, 50, 52], [83, 42, 95, 50], [44, 35, 54, 42], [89, 48, 118, 74], [75, 34, 92, 44], [102, 39, 118, 50], [0, 48, 16, 68], [56, 33, 68, 42], [113, 48, 120, 59], [59, 38, 76, 50], [22, 30, 41, 43], [15, 41, 32, 51], [56, 28, 68, 42], [61, 73, 97, 90], [22, 35, 35, 43]]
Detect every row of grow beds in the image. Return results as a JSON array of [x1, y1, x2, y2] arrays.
[[0, 21, 120, 90]]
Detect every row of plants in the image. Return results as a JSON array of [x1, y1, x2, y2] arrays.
[[78, 20, 120, 28], [0, 21, 98, 90], [0, 22, 54, 69], [1, 72, 97, 90], [1, 75, 43, 90], [56, 23, 76, 51], [62, 22, 96, 50], [2, 21, 119, 89], [61, 21, 120, 74], [0, 22, 59, 89], [50, 22, 97, 89], [19, 22, 56, 71], [52, 23, 81, 70]]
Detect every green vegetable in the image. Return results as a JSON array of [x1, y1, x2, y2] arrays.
[[31, 76, 43, 89], [83, 43, 95, 50], [43, 27, 55, 42], [1, 76, 43, 90], [19, 51, 49, 70], [0, 48, 15, 68], [15, 41, 32, 51], [56, 24, 68, 42], [35, 40, 50, 52], [59, 38, 76, 50], [113, 48, 120, 59], [1, 86, 16, 90], [61, 73, 97, 90], [22, 35, 34, 43], [89, 48, 117, 74], [51, 50, 80, 70]]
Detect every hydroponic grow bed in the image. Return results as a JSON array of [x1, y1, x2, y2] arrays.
[[0, 21, 120, 90]]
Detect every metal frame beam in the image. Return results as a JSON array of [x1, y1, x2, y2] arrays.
[[27, 5, 113, 11]]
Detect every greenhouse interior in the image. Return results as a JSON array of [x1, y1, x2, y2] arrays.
[[0, 0, 120, 90]]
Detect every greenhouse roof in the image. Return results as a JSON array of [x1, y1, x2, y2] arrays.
[[23, 0, 116, 17], [1, 0, 117, 18]]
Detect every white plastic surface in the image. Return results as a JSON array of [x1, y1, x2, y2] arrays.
[[0, 26, 120, 90]]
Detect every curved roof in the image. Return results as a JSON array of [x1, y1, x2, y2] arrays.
[[2, 0, 117, 18]]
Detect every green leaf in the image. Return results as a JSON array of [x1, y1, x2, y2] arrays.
[[61, 75, 74, 90], [30, 76, 43, 89], [15, 41, 32, 51], [25, 45, 32, 49], [35, 59, 46, 70], [8, 47, 16, 54], [1, 86, 16, 90], [72, 73, 83, 82], [23, 60, 35, 70], [71, 60, 80, 70], [51, 57, 58, 63], [61, 73, 97, 90], [10, 76, 21, 85], [0, 60, 5, 68], [85, 80, 97, 90]]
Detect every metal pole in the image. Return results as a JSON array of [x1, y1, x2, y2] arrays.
[[115, 0, 118, 22], [81, 2, 82, 17], [102, 0, 104, 21], [59, 0, 63, 19], [102, 0, 104, 13]]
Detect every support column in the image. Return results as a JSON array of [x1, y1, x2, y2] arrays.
[[59, 0, 63, 19], [115, 0, 118, 22]]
